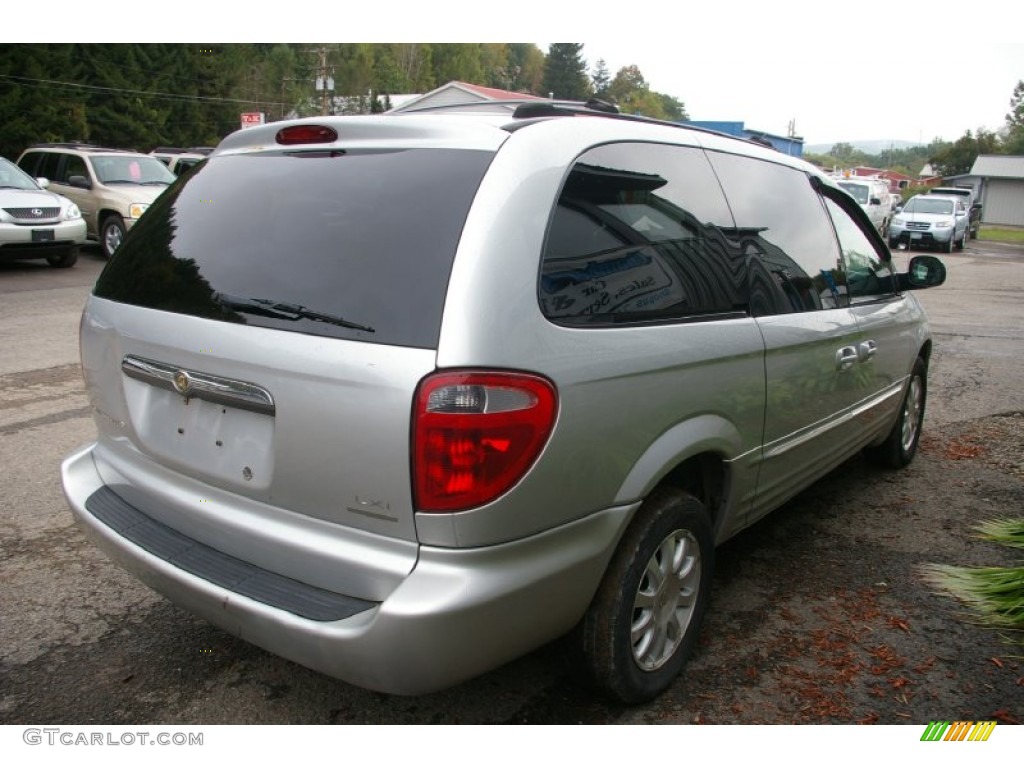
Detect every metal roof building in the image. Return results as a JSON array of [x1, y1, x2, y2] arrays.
[[969, 155, 1024, 227]]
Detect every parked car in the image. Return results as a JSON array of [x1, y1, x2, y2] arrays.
[[17, 143, 175, 258], [61, 101, 947, 704], [889, 194, 969, 252], [150, 146, 212, 176], [927, 185, 982, 238], [836, 177, 892, 236], [0, 156, 86, 268]]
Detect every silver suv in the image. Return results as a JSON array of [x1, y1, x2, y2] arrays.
[[61, 101, 946, 703], [17, 143, 175, 257]]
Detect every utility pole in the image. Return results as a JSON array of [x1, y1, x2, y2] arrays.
[[304, 45, 334, 116]]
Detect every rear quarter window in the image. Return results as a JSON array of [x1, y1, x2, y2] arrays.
[[538, 142, 746, 325]]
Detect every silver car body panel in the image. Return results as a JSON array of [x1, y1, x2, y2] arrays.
[[62, 112, 935, 695]]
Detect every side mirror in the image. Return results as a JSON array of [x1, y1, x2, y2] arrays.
[[67, 175, 92, 189], [901, 255, 946, 290], [36, 177, 50, 189], [894, 205, 903, 213]]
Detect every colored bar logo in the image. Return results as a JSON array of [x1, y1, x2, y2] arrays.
[[921, 721, 997, 741]]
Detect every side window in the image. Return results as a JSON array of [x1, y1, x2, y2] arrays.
[[706, 151, 846, 314], [42, 153, 62, 182], [17, 152, 41, 177], [539, 142, 747, 324], [63, 155, 88, 183], [822, 197, 895, 301]]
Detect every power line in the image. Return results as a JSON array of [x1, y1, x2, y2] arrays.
[[0, 74, 293, 109]]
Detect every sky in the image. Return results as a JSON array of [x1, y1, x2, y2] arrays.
[[13, 1, 1024, 149], [579, 40, 1022, 147]]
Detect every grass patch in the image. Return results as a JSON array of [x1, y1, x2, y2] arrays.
[[978, 226, 1024, 244]]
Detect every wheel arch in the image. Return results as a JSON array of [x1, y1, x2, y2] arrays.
[[613, 414, 741, 540]]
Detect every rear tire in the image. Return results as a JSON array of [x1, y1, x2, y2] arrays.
[[579, 488, 713, 703], [864, 356, 927, 469]]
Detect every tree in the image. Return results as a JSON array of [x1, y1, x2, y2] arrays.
[[507, 44, 545, 94], [591, 59, 610, 99], [603, 65, 686, 121], [1002, 79, 1024, 155], [543, 43, 591, 100], [930, 129, 1000, 177], [431, 44, 484, 87], [1005, 79, 1024, 130], [0, 44, 89, 159]]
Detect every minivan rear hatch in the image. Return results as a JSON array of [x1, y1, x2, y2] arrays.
[[85, 140, 497, 544]]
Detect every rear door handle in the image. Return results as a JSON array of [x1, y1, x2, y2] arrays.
[[858, 340, 878, 361], [836, 346, 859, 372]]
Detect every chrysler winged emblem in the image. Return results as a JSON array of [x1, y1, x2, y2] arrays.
[[173, 370, 192, 395]]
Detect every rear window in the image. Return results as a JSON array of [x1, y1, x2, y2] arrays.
[[94, 148, 494, 348]]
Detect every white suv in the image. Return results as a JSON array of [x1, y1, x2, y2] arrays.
[[0, 156, 86, 268], [61, 101, 947, 703]]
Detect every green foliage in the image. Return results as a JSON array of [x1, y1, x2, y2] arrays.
[[1006, 79, 1024, 130], [543, 43, 592, 100], [603, 65, 687, 121], [921, 518, 1024, 645], [0, 43, 688, 160], [591, 59, 610, 99], [929, 128, 1001, 177]]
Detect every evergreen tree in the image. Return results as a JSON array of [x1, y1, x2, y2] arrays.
[[1005, 79, 1024, 130], [1003, 80, 1024, 155], [0, 44, 89, 159], [591, 59, 610, 99], [543, 43, 591, 100]]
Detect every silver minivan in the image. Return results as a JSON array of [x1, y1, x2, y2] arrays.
[[61, 101, 946, 703]]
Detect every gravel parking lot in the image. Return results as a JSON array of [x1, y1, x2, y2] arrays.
[[1, 241, 1022, 726]]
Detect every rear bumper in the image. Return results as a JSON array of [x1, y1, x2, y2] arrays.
[[63, 443, 633, 695]]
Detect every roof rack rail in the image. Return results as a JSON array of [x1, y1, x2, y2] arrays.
[[512, 98, 622, 119], [152, 146, 216, 156], [394, 97, 784, 153], [28, 141, 130, 152]]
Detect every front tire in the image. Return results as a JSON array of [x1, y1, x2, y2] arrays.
[[100, 214, 126, 258], [579, 488, 713, 703], [864, 356, 927, 469], [46, 246, 78, 268]]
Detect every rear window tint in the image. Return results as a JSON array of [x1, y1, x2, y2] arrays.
[[94, 148, 494, 348]]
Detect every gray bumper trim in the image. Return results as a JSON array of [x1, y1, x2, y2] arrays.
[[85, 486, 376, 622]]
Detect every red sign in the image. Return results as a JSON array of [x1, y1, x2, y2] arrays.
[[240, 112, 265, 129]]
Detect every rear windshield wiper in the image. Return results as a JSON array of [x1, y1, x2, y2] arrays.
[[213, 292, 375, 333]]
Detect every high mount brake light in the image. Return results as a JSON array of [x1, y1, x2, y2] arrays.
[[413, 371, 558, 513], [275, 125, 339, 145]]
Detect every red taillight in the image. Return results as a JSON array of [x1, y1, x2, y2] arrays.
[[275, 124, 339, 145], [413, 371, 558, 512]]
